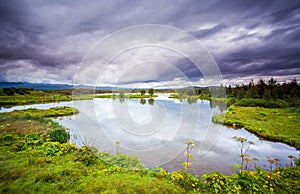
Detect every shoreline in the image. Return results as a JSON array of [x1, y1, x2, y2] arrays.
[[213, 105, 300, 150]]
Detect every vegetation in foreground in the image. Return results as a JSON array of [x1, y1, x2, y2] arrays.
[[213, 105, 300, 150], [1, 108, 300, 193]]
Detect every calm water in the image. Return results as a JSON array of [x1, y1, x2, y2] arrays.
[[1, 95, 299, 175]]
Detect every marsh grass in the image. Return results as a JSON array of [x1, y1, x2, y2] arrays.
[[213, 105, 300, 149], [0, 90, 71, 107], [3, 106, 79, 118]]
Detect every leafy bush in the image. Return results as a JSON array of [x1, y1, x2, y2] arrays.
[[201, 171, 228, 193], [97, 151, 144, 169], [50, 129, 69, 143], [71, 146, 98, 166], [169, 171, 200, 192]]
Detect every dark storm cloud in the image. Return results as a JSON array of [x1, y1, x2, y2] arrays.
[[0, 0, 299, 85], [191, 24, 227, 39], [219, 45, 300, 79]]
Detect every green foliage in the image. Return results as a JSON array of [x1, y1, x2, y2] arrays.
[[169, 171, 200, 192], [50, 129, 69, 143], [201, 172, 228, 193], [72, 146, 99, 166], [213, 106, 300, 149], [235, 98, 289, 108], [140, 89, 146, 96], [0, 90, 71, 107], [5, 106, 79, 117], [226, 78, 300, 101], [97, 152, 144, 169], [168, 89, 210, 101], [199, 168, 300, 193], [0, 87, 33, 96], [148, 88, 154, 96]]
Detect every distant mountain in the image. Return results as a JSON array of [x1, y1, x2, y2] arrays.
[[0, 82, 212, 91], [0, 82, 117, 90], [0, 82, 73, 90]]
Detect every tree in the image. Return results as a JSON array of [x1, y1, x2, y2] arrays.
[[3, 88, 15, 96], [140, 89, 145, 96], [148, 88, 154, 97]]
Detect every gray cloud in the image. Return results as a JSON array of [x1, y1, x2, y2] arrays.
[[0, 0, 299, 85]]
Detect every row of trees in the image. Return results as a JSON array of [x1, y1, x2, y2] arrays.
[[0, 87, 34, 96], [139, 88, 154, 96], [225, 79, 299, 100]]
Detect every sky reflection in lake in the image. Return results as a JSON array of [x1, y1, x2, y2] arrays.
[[58, 96, 300, 175]]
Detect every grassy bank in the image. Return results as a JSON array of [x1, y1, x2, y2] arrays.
[[0, 92, 71, 107], [168, 93, 210, 101], [213, 105, 300, 149], [3, 106, 79, 118]]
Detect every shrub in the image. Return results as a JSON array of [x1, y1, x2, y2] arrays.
[[72, 146, 98, 166], [97, 152, 144, 169], [201, 171, 228, 193], [169, 171, 200, 192], [50, 130, 69, 143]]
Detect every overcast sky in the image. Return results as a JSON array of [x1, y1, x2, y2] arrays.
[[0, 0, 299, 87]]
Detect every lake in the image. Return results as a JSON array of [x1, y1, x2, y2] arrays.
[[1, 94, 299, 175]]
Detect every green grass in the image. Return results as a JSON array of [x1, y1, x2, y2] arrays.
[[2, 106, 79, 118], [213, 105, 300, 149], [0, 90, 72, 107], [234, 98, 290, 108], [169, 93, 210, 101]]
